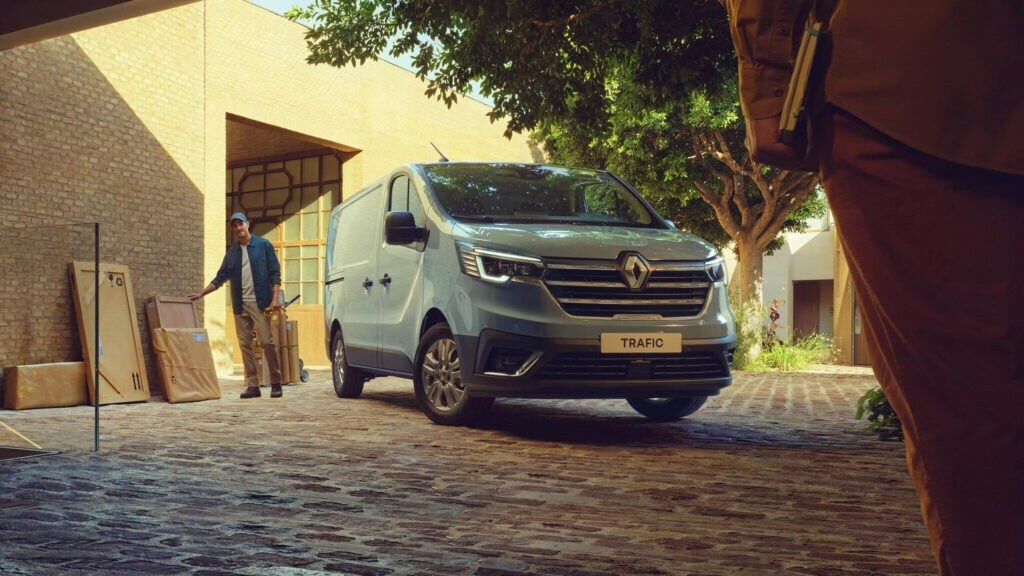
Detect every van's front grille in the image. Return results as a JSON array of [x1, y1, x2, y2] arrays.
[[543, 260, 713, 318], [536, 352, 728, 381]]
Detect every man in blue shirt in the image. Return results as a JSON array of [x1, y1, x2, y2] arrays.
[[190, 212, 284, 398]]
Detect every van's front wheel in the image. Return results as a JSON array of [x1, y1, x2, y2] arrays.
[[331, 329, 366, 398], [414, 323, 493, 425], [627, 396, 707, 421]]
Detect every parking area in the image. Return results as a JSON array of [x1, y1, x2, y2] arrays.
[[0, 369, 934, 575]]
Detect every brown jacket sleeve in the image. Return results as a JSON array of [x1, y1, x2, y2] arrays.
[[726, 0, 808, 120]]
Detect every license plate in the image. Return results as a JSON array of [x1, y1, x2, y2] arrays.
[[600, 333, 682, 354]]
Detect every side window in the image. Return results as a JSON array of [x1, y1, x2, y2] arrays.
[[389, 175, 410, 213], [388, 174, 425, 226]]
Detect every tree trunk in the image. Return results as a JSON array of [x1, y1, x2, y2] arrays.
[[732, 239, 766, 363], [735, 240, 764, 305]]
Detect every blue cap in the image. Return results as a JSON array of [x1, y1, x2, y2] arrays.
[[229, 212, 248, 223]]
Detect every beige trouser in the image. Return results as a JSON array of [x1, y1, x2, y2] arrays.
[[234, 300, 283, 388]]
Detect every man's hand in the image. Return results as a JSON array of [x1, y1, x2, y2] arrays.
[[267, 300, 282, 312], [188, 292, 202, 301], [747, 115, 818, 172]]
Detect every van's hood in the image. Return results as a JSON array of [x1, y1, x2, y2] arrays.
[[451, 223, 718, 261]]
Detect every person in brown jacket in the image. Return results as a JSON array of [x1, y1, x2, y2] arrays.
[[725, 1, 1023, 574]]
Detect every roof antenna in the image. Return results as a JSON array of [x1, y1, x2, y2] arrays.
[[430, 142, 449, 162]]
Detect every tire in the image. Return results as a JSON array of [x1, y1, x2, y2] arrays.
[[331, 329, 366, 398], [627, 396, 707, 421], [299, 359, 309, 383], [413, 323, 494, 425]]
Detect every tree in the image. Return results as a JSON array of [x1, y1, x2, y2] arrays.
[[535, 72, 824, 303], [288, 0, 822, 302]]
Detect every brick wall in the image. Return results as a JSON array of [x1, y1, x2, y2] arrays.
[[0, 5, 206, 396], [1, 0, 536, 397]]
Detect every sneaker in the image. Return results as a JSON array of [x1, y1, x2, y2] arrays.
[[240, 386, 261, 399], [270, 383, 283, 398]]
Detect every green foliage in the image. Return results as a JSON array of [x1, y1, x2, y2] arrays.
[[289, 0, 826, 297], [855, 387, 904, 441], [761, 334, 837, 372], [287, 0, 734, 136]]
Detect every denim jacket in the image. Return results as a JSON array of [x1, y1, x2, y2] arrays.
[[211, 235, 281, 315]]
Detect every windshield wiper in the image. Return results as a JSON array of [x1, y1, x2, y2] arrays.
[[451, 214, 498, 223]]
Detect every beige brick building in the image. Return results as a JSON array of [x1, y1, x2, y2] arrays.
[[0, 0, 534, 395]]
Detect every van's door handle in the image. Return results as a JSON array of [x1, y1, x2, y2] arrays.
[[362, 278, 373, 289], [379, 274, 392, 287]]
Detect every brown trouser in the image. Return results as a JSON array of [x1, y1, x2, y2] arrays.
[[234, 300, 283, 388], [819, 109, 1024, 575]]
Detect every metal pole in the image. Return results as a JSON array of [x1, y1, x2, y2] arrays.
[[94, 222, 99, 453]]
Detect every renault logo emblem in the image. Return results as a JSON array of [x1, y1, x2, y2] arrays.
[[620, 253, 650, 290]]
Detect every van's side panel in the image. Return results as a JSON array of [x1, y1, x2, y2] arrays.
[[325, 184, 384, 368], [377, 173, 429, 374]]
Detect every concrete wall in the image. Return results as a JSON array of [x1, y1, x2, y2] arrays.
[[0, 0, 534, 393], [723, 227, 836, 344]]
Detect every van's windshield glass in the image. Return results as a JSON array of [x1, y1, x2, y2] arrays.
[[419, 164, 659, 227]]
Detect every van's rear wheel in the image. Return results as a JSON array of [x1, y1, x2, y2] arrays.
[[331, 329, 366, 398], [627, 396, 707, 421], [414, 323, 493, 425]]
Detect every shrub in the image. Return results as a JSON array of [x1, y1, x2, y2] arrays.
[[760, 333, 837, 372], [855, 387, 904, 441]]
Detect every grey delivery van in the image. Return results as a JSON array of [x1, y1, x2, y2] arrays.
[[325, 163, 736, 425]]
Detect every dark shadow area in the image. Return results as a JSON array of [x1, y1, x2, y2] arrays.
[[358, 389, 880, 453], [1, 35, 209, 454], [0, 36, 207, 403], [0, 447, 58, 463]]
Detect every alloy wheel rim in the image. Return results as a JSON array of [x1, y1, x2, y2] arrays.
[[422, 337, 464, 412], [333, 337, 345, 385]]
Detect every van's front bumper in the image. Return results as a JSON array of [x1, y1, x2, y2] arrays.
[[455, 329, 735, 399]]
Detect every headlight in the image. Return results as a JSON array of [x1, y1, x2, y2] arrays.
[[705, 256, 728, 285], [456, 242, 544, 284]]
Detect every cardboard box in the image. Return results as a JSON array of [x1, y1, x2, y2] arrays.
[[254, 312, 297, 384], [3, 362, 88, 410], [285, 321, 300, 383], [151, 328, 221, 403]]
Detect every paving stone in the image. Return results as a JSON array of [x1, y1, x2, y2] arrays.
[[0, 369, 933, 575]]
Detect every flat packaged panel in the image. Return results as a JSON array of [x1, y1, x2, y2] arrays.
[[151, 328, 221, 403], [69, 262, 149, 405], [145, 296, 199, 334]]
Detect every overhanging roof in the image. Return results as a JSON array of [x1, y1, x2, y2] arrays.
[[0, 0, 199, 51]]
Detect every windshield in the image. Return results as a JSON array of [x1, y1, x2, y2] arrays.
[[419, 163, 660, 227]]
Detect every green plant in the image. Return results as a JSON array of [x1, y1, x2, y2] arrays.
[[761, 333, 837, 371], [855, 387, 904, 441]]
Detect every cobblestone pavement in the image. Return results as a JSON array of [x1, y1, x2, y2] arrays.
[[0, 369, 934, 575]]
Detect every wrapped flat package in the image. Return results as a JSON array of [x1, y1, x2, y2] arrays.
[[3, 362, 88, 410], [151, 328, 221, 403]]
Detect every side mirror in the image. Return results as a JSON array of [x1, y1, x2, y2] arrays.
[[664, 219, 677, 230], [385, 211, 426, 245]]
